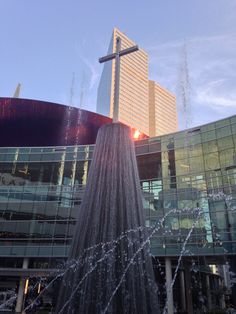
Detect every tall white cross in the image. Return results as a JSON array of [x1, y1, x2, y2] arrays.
[[99, 37, 139, 122]]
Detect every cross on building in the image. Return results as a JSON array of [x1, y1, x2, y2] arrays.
[[99, 37, 139, 122]]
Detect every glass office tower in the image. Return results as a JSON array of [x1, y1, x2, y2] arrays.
[[149, 80, 178, 136], [97, 28, 179, 136]]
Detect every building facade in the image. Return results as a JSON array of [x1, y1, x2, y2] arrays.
[[97, 28, 178, 136], [149, 80, 178, 136], [0, 98, 235, 313]]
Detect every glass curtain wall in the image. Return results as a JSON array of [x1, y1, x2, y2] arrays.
[[0, 146, 93, 257], [135, 116, 236, 256], [0, 116, 236, 258]]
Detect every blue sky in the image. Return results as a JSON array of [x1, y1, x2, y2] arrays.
[[0, 0, 236, 129]]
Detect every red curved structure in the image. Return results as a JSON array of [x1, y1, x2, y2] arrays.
[[0, 98, 148, 147]]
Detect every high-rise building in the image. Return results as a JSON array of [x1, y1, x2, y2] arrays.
[[97, 28, 149, 135], [97, 28, 178, 136], [149, 80, 178, 136]]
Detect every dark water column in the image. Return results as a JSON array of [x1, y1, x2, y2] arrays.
[[185, 266, 193, 314], [165, 257, 174, 314], [15, 258, 29, 313], [180, 270, 186, 312], [56, 123, 159, 314], [231, 256, 236, 307], [206, 274, 212, 310]]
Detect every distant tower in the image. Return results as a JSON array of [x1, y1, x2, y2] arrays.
[[13, 83, 21, 98], [149, 81, 178, 137]]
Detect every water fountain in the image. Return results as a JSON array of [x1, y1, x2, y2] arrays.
[[55, 122, 159, 313], [0, 189, 233, 312], [0, 41, 235, 312]]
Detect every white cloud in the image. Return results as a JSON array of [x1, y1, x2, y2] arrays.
[[196, 79, 236, 111], [146, 33, 236, 128]]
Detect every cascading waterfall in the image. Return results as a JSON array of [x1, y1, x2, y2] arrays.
[[56, 123, 159, 313]]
